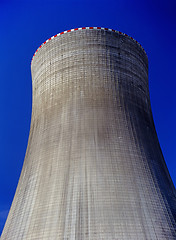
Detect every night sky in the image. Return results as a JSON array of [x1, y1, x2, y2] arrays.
[[0, 0, 176, 235]]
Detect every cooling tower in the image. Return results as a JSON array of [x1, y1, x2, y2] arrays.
[[1, 27, 176, 239]]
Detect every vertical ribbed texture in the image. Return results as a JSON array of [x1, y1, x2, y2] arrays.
[[1, 29, 176, 239]]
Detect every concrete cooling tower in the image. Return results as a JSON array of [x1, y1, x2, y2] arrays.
[[1, 27, 176, 239]]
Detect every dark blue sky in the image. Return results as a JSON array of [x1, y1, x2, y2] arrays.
[[0, 0, 176, 235]]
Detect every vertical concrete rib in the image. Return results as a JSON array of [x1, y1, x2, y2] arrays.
[[1, 27, 176, 239]]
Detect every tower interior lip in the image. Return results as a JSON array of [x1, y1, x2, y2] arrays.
[[31, 27, 147, 64]]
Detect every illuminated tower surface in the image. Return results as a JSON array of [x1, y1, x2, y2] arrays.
[[1, 27, 176, 240]]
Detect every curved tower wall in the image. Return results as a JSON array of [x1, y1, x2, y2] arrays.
[[1, 27, 176, 239]]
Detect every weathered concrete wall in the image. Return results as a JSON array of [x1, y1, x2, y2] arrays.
[[1, 27, 176, 239]]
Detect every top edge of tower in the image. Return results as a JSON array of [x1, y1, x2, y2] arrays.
[[31, 27, 147, 64]]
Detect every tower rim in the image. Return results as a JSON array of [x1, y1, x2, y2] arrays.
[[31, 26, 147, 65]]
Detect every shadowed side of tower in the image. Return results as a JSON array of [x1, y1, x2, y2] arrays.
[[1, 27, 176, 239]]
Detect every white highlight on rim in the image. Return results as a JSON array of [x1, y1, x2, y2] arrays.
[[31, 27, 146, 63]]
